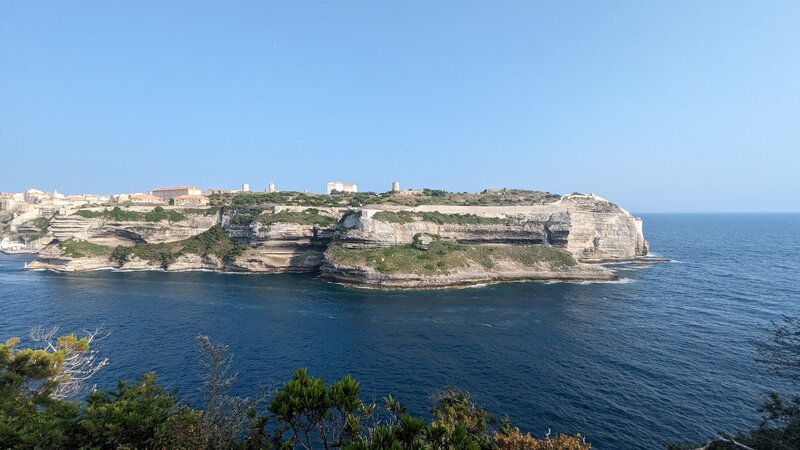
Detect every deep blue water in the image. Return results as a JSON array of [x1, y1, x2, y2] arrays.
[[1, 214, 799, 449]]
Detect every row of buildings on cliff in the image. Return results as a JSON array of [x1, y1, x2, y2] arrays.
[[0, 180, 423, 252], [0, 180, 423, 216]]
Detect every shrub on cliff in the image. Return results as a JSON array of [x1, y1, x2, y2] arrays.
[[59, 239, 112, 258], [77, 207, 142, 221], [180, 225, 243, 260], [372, 210, 520, 226], [109, 225, 243, 267], [144, 206, 185, 223], [257, 209, 337, 227], [372, 211, 417, 224]]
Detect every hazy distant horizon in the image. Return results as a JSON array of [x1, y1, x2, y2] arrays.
[[2, 1, 799, 213]]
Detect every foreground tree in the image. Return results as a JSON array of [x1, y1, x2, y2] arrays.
[[197, 335, 255, 449], [80, 373, 205, 449], [494, 426, 590, 450], [0, 328, 591, 450], [0, 327, 107, 448]]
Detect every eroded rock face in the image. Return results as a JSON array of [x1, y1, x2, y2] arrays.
[[25, 194, 651, 288], [560, 199, 649, 262], [26, 245, 115, 272], [48, 214, 216, 246], [335, 196, 647, 262], [319, 257, 616, 290], [222, 210, 338, 272], [165, 254, 225, 271], [338, 219, 569, 249], [228, 250, 324, 273]]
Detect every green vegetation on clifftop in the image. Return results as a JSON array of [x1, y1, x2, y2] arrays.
[[214, 191, 388, 208], [372, 211, 515, 225], [210, 189, 561, 208], [76, 206, 185, 222], [228, 208, 339, 228], [257, 209, 337, 227], [326, 239, 577, 275]]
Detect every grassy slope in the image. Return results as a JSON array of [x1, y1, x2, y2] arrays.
[[257, 209, 337, 227], [109, 225, 243, 266], [59, 240, 113, 258], [326, 240, 576, 276]]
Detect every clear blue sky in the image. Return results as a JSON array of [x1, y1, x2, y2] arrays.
[[1, 1, 798, 212]]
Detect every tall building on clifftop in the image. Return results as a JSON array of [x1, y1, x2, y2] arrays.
[[326, 181, 358, 194]]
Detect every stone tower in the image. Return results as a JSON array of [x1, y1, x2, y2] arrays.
[[267, 182, 277, 193], [391, 181, 400, 192]]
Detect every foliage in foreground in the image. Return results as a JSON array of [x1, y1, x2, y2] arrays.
[[0, 330, 590, 450], [6, 316, 800, 449]]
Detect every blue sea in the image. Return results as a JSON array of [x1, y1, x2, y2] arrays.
[[1, 214, 799, 449]]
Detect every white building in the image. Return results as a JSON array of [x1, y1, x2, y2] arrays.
[[267, 182, 277, 193], [326, 181, 358, 194], [0, 237, 25, 251]]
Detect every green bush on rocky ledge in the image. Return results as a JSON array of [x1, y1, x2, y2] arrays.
[[58, 239, 113, 258], [326, 240, 577, 275], [256, 208, 337, 227], [76, 206, 186, 222], [110, 225, 244, 267]]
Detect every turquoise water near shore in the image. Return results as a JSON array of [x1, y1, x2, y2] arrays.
[[1, 213, 799, 449]]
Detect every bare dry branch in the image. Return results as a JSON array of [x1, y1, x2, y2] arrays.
[[29, 325, 110, 399]]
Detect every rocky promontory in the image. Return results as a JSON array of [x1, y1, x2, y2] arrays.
[[24, 190, 651, 289]]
